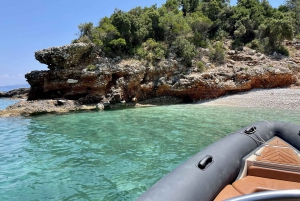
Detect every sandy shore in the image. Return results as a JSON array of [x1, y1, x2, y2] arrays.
[[198, 88, 300, 110]]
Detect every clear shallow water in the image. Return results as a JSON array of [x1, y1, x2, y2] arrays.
[[0, 99, 300, 201], [0, 98, 18, 110]]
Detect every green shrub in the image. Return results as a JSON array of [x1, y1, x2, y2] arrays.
[[231, 38, 244, 50], [93, 39, 103, 47], [71, 39, 79, 44], [215, 30, 229, 41], [197, 61, 205, 72], [209, 42, 225, 64], [276, 45, 289, 56], [153, 47, 166, 60], [145, 52, 154, 62], [77, 35, 92, 43], [87, 64, 97, 71], [109, 38, 126, 47], [246, 39, 264, 52], [103, 46, 112, 55], [172, 38, 196, 66], [137, 39, 167, 62], [136, 47, 147, 59], [109, 38, 126, 54], [193, 32, 208, 48]]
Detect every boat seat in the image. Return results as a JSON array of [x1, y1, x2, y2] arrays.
[[213, 185, 242, 201], [248, 166, 300, 183], [214, 166, 300, 200], [232, 176, 300, 194]]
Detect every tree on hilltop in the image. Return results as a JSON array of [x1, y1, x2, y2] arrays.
[[72, 0, 298, 63]]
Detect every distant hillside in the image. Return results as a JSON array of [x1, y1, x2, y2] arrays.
[[0, 84, 30, 92]]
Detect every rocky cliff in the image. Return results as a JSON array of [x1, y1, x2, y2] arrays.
[[25, 41, 299, 108]]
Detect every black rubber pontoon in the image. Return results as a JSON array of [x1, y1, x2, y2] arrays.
[[136, 121, 300, 201]]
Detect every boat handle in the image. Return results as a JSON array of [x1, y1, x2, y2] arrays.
[[244, 126, 256, 134], [198, 155, 213, 170]]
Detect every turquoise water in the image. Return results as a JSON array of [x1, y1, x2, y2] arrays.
[[0, 98, 18, 110], [0, 99, 300, 200]]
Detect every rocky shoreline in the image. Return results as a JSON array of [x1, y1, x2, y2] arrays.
[[0, 88, 29, 99], [1, 40, 300, 117], [25, 42, 299, 105], [0, 99, 96, 117], [1, 87, 299, 117]]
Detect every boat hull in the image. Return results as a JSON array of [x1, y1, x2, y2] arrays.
[[136, 121, 300, 201]]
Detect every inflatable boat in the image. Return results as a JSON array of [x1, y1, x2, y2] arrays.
[[137, 121, 300, 201]]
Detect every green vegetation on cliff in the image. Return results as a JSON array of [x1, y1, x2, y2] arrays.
[[72, 0, 299, 64]]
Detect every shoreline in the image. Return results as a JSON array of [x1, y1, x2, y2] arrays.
[[197, 88, 300, 110], [1, 87, 300, 117]]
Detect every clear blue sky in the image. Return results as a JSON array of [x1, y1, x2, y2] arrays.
[[0, 0, 285, 86]]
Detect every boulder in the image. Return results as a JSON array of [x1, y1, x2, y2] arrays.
[[35, 43, 98, 70], [96, 103, 105, 110]]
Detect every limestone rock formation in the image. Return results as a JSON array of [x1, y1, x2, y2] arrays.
[[0, 99, 97, 117], [1, 41, 298, 116], [35, 43, 98, 70], [26, 42, 298, 106], [25, 42, 299, 106], [0, 88, 29, 99]]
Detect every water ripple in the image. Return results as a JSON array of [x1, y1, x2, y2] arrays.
[[0, 103, 299, 200]]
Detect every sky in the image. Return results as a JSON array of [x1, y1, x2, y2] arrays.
[[0, 0, 285, 86]]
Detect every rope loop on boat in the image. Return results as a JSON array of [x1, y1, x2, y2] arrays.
[[242, 126, 300, 156], [243, 126, 268, 145]]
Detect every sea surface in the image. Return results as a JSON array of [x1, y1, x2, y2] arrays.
[[0, 99, 300, 201]]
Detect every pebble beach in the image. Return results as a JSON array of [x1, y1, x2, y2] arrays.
[[199, 88, 300, 110]]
